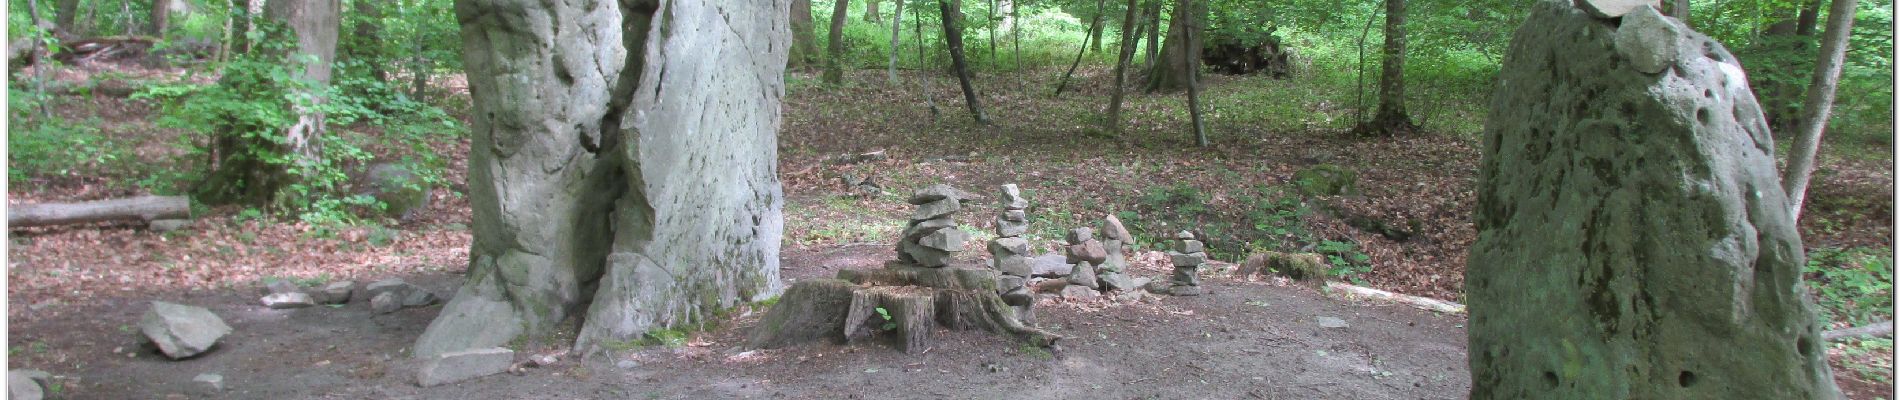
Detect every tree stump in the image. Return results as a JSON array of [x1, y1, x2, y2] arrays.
[[750, 262, 1061, 353]]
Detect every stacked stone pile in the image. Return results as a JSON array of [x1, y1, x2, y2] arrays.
[[897, 184, 975, 267], [1095, 216, 1135, 291], [1166, 231, 1207, 296], [987, 184, 1035, 318]]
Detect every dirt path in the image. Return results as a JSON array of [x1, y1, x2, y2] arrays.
[[8, 246, 1472, 399]]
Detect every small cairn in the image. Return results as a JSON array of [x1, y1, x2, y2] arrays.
[[897, 184, 976, 268], [1063, 228, 1106, 294], [1095, 216, 1135, 291], [987, 184, 1035, 318], [1166, 231, 1208, 296]]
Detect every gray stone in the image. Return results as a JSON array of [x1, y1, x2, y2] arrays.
[[1001, 288, 1035, 306], [902, 216, 957, 241], [1577, 0, 1659, 18], [1175, 240, 1204, 254], [1065, 227, 1093, 244], [1001, 209, 1026, 222], [149, 219, 191, 232], [1172, 266, 1201, 287], [401, 289, 439, 307], [361, 162, 433, 220], [260, 292, 316, 309], [901, 242, 954, 267], [1097, 272, 1136, 291], [1143, 279, 1173, 293], [994, 217, 1029, 237], [988, 237, 1030, 256], [1114, 290, 1146, 303], [371, 292, 403, 314], [416, 347, 514, 387], [193, 373, 224, 391], [8, 371, 41, 400], [1169, 251, 1207, 267], [1099, 240, 1127, 273], [908, 184, 976, 205], [998, 184, 1028, 209], [1176, 230, 1195, 240], [1614, 6, 1688, 74], [997, 275, 1026, 292], [259, 278, 299, 296], [1101, 215, 1134, 244], [416, 0, 788, 359], [1315, 316, 1349, 329], [312, 281, 354, 304], [1030, 255, 1073, 277], [1065, 241, 1108, 265], [1169, 285, 1204, 296], [918, 228, 969, 252], [616, 360, 641, 369], [911, 198, 962, 221], [995, 254, 1033, 277], [366, 279, 437, 307], [1469, 2, 1840, 398], [9, 371, 49, 389], [1060, 285, 1100, 301], [1067, 261, 1100, 289], [140, 301, 232, 359]]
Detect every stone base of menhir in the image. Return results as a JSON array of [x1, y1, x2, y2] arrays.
[[748, 261, 1062, 354]]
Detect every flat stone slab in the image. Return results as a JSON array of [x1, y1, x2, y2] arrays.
[[417, 348, 515, 387], [261, 292, 316, 309]]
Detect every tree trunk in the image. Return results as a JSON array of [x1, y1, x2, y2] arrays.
[[888, 0, 905, 85], [8, 196, 190, 228], [1143, 0, 1159, 72], [1105, 0, 1141, 133], [347, 0, 388, 85], [1796, 0, 1823, 35], [824, 0, 852, 84], [1183, 10, 1206, 147], [1144, 0, 1199, 93], [866, 0, 880, 23], [1358, 0, 1415, 136], [986, 0, 997, 60], [53, 0, 79, 37], [195, 0, 339, 205], [916, 7, 941, 117], [1086, 6, 1104, 53], [1054, 0, 1107, 97], [149, 0, 170, 37], [1664, 0, 1689, 25], [415, 0, 788, 359], [1010, 0, 1020, 85], [1782, 0, 1857, 222], [791, 0, 819, 67], [939, 0, 989, 124]]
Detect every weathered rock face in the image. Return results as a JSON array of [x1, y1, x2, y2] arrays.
[[416, 0, 788, 358], [1467, 3, 1840, 399]]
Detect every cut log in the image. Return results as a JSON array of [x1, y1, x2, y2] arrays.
[[1324, 281, 1466, 314], [9, 196, 190, 228], [750, 263, 1062, 353], [1823, 320, 1893, 342]]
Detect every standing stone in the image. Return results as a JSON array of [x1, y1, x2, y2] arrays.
[[416, 0, 787, 358], [1099, 240, 1128, 273], [140, 301, 233, 359], [7, 372, 41, 400], [1101, 214, 1134, 244], [999, 184, 1028, 209], [1467, 2, 1840, 399], [1068, 261, 1100, 289]]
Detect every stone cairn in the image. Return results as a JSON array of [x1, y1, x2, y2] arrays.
[[988, 184, 1035, 318], [897, 184, 974, 267], [1062, 228, 1107, 295], [1166, 231, 1207, 296]]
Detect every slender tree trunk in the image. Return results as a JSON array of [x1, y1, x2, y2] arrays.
[[1796, 0, 1823, 35], [150, 0, 170, 37], [1105, 0, 1141, 133], [1011, 0, 1020, 86], [1358, 0, 1415, 136], [987, 0, 997, 60], [1354, 7, 1377, 126], [1783, 0, 1858, 222], [888, 0, 906, 85], [1145, 0, 1199, 93], [1182, 2, 1205, 146], [28, 0, 53, 120], [916, 6, 941, 117], [939, 0, 989, 124], [1086, 7, 1104, 53], [53, 0, 79, 37], [1055, 0, 1107, 96], [198, 0, 340, 205], [824, 0, 852, 84], [349, 0, 388, 85], [215, 0, 234, 64], [791, 0, 819, 67], [1143, 0, 1159, 72], [867, 0, 881, 23]]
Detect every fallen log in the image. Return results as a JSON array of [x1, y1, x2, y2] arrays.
[[9, 195, 190, 228], [1324, 281, 1467, 315], [1823, 320, 1894, 342]]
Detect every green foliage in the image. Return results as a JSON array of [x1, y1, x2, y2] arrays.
[[1316, 239, 1372, 284], [875, 306, 897, 331], [1804, 247, 1894, 328]]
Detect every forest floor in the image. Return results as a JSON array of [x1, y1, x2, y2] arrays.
[[6, 63, 1894, 398]]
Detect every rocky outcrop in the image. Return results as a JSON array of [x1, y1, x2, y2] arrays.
[[1467, 3, 1840, 398]]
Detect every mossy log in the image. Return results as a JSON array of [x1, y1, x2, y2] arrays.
[[749, 264, 1061, 353]]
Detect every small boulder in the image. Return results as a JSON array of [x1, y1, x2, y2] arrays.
[[360, 162, 432, 220], [193, 373, 224, 391], [998, 184, 1029, 209], [1292, 164, 1357, 196], [910, 198, 961, 221], [1066, 241, 1108, 265], [1030, 255, 1072, 277], [366, 279, 438, 307], [1097, 272, 1136, 292], [1613, 5, 1686, 74], [1101, 215, 1135, 244], [1065, 228, 1094, 245], [312, 281, 355, 304], [1316, 316, 1350, 329], [8, 371, 42, 400], [1060, 285, 1100, 301], [260, 292, 315, 309], [1067, 261, 1100, 290], [416, 348, 514, 387], [258, 278, 300, 296], [140, 301, 233, 359], [371, 292, 403, 314], [148, 219, 191, 233]]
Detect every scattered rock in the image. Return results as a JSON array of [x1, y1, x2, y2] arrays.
[[312, 281, 355, 304], [140, 301, 233, 359], [1097, 272, 1136, 291], [148, 219, 191, 232], [417, 348, 514, 387], [1577, 0, 1659, 18], [1143, 280, 1173, 293], [1114, 290, 1146, 303], [1068, 261, 1100, 290], [1316, 316, 1349, 329], [7, 371, 42, 400], [260, 292, 316, 309], [1101, 215, 1134, 244], [193, 373, 224, 391], [371, 292, 403, 314], [615, 360, 641, 369], [1060, 285, 1100, 301], [366, 279, 438, 307]]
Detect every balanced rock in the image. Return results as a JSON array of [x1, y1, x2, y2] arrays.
[[902, 217, 957, 241], [918, 228, 969, 252], [1066, 241, 1108, 265], [140, 301, 233, 359], [1467, 2, 1840, 398], [1101, 215, 1134, 244], [1099, 240, 1127, 273], [998, 184, 1028, 209], [1169, 251, 1207, 267], [1614, 6, 1691, 74], [1065, 227, 1093, 244], [1175, 239, 1204, 254], [416, 348, 514, 387], [1067, 261, 1100, 290], [312, 281, 355, 304], [911, 198, 961, 221], [902, 242, 954, 267], [909, 184, 978, 205], [994, 216, 1029, 237]]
